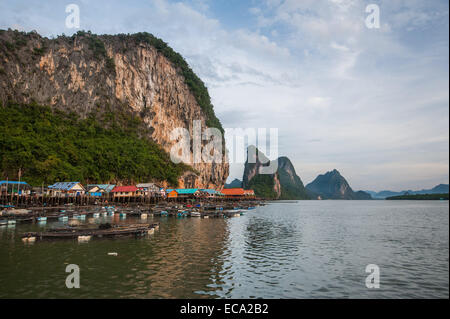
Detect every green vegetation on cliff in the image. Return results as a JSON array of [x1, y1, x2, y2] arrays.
[[278, 170, 310, 200], [0, 102, 188, 186], [247, 174, 278, 199]]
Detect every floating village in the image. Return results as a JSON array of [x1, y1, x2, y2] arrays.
[[0, 180, 264, 243]]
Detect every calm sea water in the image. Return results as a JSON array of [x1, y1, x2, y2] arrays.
[[0, 201, 448, 299]]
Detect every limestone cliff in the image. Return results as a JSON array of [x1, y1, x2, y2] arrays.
[[305, 169, 372, 200], [242, 146, 309, 199], [0, 30, 228, 188]]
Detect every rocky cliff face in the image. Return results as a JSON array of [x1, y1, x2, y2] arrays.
[[242, 145, 270, 189], [242, 146, 309, 199], [0, 30, 228, 188], [276, 157, 309, 199], [306, 169, 371, 200]]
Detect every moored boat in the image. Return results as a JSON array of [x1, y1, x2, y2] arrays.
[[160, 211, 169, 217], [190, 211, 201, 217]]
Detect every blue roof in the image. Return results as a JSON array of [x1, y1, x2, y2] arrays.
[[48, 182, 83, 190], [0, 181, 29, 186], [166, 188, 199, 194], [87, 184, 115, 192], [177, 189, 199, 194]]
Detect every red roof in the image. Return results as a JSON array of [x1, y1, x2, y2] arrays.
[[111, 186, 138, 193], [221, 188, 245, 196]]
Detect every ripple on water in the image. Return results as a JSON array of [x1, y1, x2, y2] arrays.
[[0, 201, 448, 298]]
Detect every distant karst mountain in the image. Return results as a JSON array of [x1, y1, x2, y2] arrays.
[[224, 178, 242, 189], [242, 146, 309, 199], [306, 169, 372, 200], [365, 184, 449, 199]]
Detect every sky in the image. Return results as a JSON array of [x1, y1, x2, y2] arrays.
[[0, 0, 448, 191]]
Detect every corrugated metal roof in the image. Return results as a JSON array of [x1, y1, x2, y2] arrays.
[[165, 189, 199, 194], [200, 189, 222, 195], [177, 189, 199, 194], [136, 183, 159, 188], [48, 182, 84, 191], [221, 188, 245, 196], [87, 184, 115, 192], [111, 186, 138, 193], [0, 181, 29, 186]]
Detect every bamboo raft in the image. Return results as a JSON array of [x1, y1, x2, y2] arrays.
[[21, 223, 159, 242]]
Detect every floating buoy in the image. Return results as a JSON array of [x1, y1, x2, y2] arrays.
[[22, 237, 36, 243]]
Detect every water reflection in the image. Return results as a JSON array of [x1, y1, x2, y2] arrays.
[[0, 201, 448, 298]]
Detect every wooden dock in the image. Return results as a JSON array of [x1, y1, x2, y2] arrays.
[[21, 223, 159, 242]]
